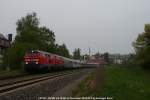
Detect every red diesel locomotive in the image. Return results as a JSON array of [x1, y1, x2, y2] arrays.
[[24, 50, 82, 71]]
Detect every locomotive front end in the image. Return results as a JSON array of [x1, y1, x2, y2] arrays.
[[24, 50, 41, 72]]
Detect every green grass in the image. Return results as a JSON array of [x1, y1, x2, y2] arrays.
[[100, 66, 150, 100], [72, 72, 95, 96], [0, 69, 27, 79], [73, 65, 150, 100], [72, 68, 102, 97]]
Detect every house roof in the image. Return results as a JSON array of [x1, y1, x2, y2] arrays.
[[0, 33, 7, 40]]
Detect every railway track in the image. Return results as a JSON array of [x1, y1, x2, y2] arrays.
[[0, 70, 78, 96]]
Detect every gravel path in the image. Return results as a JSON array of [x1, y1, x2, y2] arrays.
[[0, 68, 95, 100]]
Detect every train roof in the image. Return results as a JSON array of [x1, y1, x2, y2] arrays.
[[30, 50, 82, 63]]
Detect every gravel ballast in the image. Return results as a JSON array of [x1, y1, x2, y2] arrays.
[[0, 68, 95, 100]]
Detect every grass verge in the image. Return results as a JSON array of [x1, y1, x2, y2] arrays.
[[72, 65, 150, 100], [72, 67, 103, 97], [0, 69, 28, 79]]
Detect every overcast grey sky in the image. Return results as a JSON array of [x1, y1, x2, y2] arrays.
[[0, 0, 150, 54]]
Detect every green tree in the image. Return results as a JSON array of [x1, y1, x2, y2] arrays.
[[39, 26, 55, 51], [3, 12, 56, 69], [56, 44, 70, 58], [3, 43, 38, 69], [15, 12, 40, 45], [73, 48, 81, 60], [94, 52, 101, 59], [133, 24, 150, 69]]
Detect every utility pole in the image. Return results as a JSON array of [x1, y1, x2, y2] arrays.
[[89, 48, 91, 59]]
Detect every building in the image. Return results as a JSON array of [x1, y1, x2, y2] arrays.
[[0, 33, 10, 53], [0, 33, 11, 64], [109, 54, 130, 64], [86, 55, 107, 67]]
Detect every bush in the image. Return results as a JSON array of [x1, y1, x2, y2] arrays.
[[3, 42, 38, 70]]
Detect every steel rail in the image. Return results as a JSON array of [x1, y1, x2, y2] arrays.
[[0, 70, 76, 87], [0, 70, 76, 96]]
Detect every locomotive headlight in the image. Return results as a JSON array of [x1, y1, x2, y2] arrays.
[[25, 62, 28, 64]]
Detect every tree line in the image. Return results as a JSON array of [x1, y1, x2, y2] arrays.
[[4, 12, 149, 70], [3, 12, 80, 70], [133, 24, 150, 69]]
